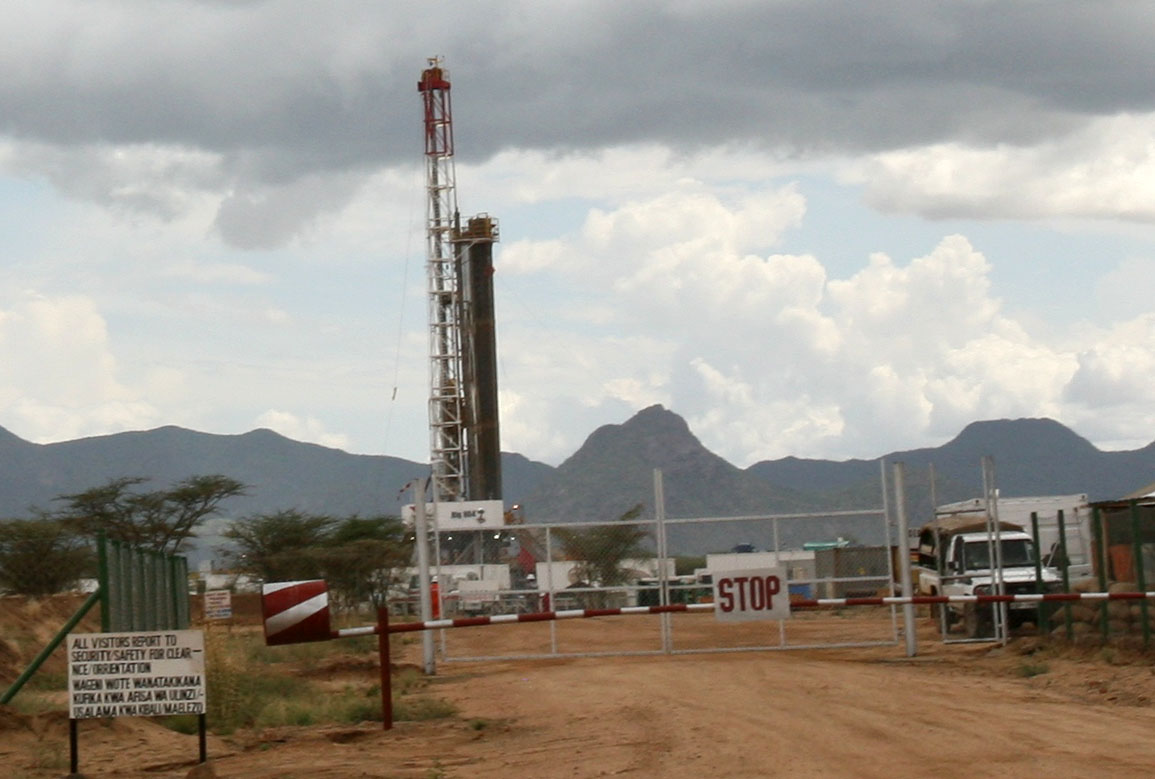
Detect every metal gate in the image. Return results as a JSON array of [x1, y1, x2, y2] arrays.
[[430, 469, 900, 662]]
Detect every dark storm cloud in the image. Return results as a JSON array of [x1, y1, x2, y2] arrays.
[[2, 0, 1153, 230], [459, 1, 1155, 155]]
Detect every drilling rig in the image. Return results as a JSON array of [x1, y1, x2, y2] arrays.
[[418, 58, 503, 507]]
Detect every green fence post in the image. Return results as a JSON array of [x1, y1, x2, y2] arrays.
[[160, 552, 172, 629], [120, 544, 130, 632], [119, 539, 128, 630], [1030, 513, 1050, 635], [126, 545, 133, 631], [1056, 509, 1073, 640], [935, 527, 948, 636], [140, 550, 149, 631], [155, 550, 169, 630], [117, 538, 131, 630], [1092, 507, 1110, 644], [1129, 500, 1150, 648], [98, 532, 110, 632], [167, 555, 176, 628], [109, 538, 120, 631], [134, 547, 146, 630], [174, 556, 190, 629], [148, 551, 159, 630]]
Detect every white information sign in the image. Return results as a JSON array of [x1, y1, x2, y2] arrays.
[[402, 499, 505, 530], [712, 567, 791, 623], [67, 630, 206, 719], [204, 589, 233, 621]]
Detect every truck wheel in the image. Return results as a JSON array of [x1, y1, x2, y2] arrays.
[[964, 603, 993, 639], [929, 597, 954, 626], [930, 603, 957, 633]]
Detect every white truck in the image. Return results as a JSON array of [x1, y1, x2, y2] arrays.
[[915, 515, 1062, 638]]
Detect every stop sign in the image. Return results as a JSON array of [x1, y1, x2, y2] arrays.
[[712, 567, 791, 622]]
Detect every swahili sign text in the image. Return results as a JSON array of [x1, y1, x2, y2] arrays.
[[67, 630, 206, 719]]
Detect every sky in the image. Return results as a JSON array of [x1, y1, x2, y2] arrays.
[[2, 1, 1155, 469]]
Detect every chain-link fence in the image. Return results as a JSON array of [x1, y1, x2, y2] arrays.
[[390, 468, 1155, 658]]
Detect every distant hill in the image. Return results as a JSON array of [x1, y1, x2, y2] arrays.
[[523, 405, 807, 523], [2, 410, 1153, 558], [519, 405, 814, 552], [747, 417, 1155, 520], [0, 426, 550, 538], [519, 406, 1155, 552]]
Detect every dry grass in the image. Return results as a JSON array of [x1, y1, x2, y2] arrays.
[[5, 620, 453, 737]]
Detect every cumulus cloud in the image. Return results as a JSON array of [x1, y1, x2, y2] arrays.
[[497, 389, 568, 464], [849, 114, 1155, 222], [687, 357, 845, 464], [1059, 314, 1155, 449], [509, 183, 806, 284], [0, 292, 159, 441], [1065, 316, 1155, 404], [826, 237, 1002, 363], [1094, 256, 1155, 321], [493, 319, 677, 463], [253, 409, 351, 450], [496, 179, 1146, 464]]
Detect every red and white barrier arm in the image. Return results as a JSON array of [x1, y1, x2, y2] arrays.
[[794, 591, 1155, 609], [328, 591, 1155, 638], [331, 603, 716, 638]]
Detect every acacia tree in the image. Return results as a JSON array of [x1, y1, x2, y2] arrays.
[[318, 516, 413, 612], [222, 509, 334, 582], [0, 518, 93, 596], [223, 511, 413, 613], [555, 504, 652, 607], [56, 475, 246, 555]]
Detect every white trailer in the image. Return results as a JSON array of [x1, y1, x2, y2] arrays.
[[936, 494, 1092, 578]]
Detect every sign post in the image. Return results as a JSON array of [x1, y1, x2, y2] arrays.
[[204, 590, 233, 622], [67, 629, 207, 771]]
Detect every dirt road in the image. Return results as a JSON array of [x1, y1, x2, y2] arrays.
[[5, 603, 1155, 777], [11, 642, 1155, 778]]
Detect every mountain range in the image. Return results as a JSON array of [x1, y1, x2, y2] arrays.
[[2, 406, 1153, 556]]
